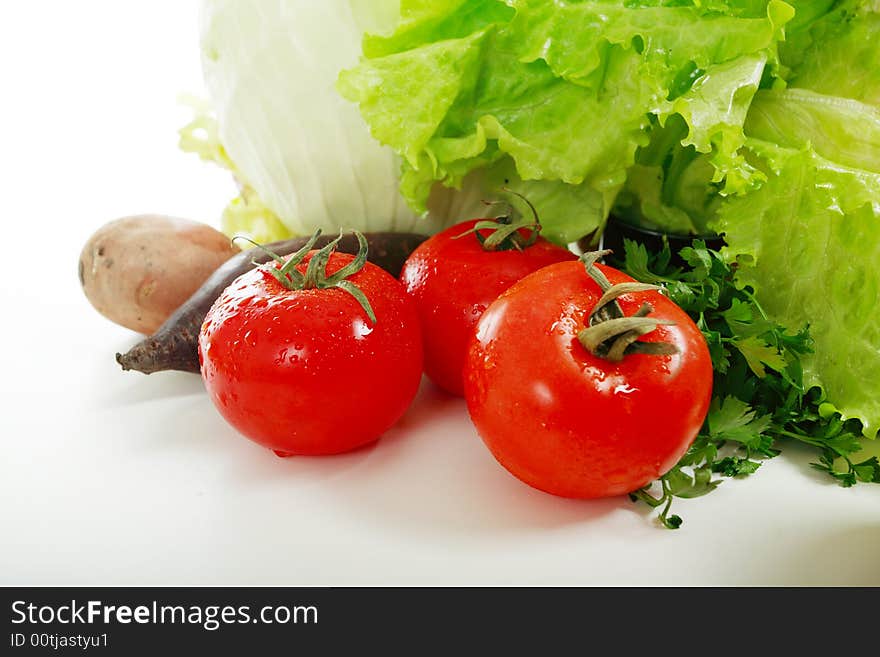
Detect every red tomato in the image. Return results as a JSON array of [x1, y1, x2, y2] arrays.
[[463, 260, 712, 499], [400, 219, 576, 396], [200, 251, 423, 456]]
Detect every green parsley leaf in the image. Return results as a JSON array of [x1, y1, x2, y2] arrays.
[[732, 336, 787, 378], [708, 396, 773, 449]]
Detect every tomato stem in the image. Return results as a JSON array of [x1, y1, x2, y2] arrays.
[[452, 188, 542, 252], [235, 230, 377, 323], [577, 251, 679, 362]]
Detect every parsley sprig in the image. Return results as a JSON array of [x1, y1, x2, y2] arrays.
[[618, 239, 879, 529]]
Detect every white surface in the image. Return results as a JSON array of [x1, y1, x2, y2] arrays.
[[1, 2, 878, 586]]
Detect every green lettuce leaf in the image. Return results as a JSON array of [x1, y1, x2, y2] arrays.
[[341, 22, 657, 242], [614, 116, 723, 235], [508, 0, 791, 86], [219, 190, 292, 245], [615, 49, 774, 235], [782, 0, 880, 106], [662, 53, 770, 195], [339, 0, 794, 243], [614, 2, 880, 236], [744, 88, 880, 174], [362, 0, 515, 57], [715, 141, 880, 437]]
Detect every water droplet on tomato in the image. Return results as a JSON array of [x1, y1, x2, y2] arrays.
[[469, 303, 487, 320], [353, 319, 373, 339]]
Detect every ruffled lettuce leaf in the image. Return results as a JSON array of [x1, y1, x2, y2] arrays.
[[621, 1, 779, 17], [715, 141, 880, 437], [662, 53, 771, 195], [614, 47, 777, 236], [362, 0, 515, 57], [508, 0, 791, 85], [745, 88, 880, 173], [614, 115, 724, 234], [781, 0, 880, 106], [716, 74, 880, 435], [339, 0, 794, 243], [615, 1, 880, 238]]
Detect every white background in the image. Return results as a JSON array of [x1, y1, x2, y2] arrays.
[[1, 1, 878, 586]]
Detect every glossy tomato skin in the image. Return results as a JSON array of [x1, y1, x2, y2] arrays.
[[463, 261, 712, 499], [400, 219, 576, 396], [199, 252, 423, 456]]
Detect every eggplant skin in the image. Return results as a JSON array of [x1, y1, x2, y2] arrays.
[[115, 232, 428, 375]]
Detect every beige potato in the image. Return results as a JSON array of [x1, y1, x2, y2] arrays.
[[79, 215, 240, 334]]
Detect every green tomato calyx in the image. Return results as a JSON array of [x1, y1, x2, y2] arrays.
[[453, 189, 542, 252], [234, 229, 377, 324], [577, 250, 678, 362]]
